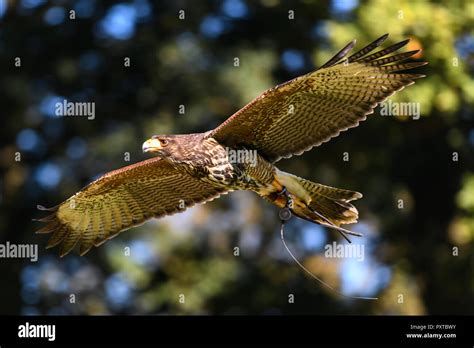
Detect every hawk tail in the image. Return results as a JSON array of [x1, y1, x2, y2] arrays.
[[268, 170, 363, 229]]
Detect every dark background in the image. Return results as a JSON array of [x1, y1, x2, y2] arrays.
[[0, 0, 473, 315]]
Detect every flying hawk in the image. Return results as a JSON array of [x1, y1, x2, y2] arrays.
[[35, 34, 426, 256]]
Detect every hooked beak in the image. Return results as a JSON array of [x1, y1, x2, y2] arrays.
[[142, 138, 162, 153]]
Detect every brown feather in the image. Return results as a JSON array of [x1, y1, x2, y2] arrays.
[[35, 157, 227, 256], [208, 34, 427, 162]]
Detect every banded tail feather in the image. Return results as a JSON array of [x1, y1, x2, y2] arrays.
[[263, 170, 363, 239]]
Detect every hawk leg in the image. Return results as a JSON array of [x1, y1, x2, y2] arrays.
[[277, 186, 294, 209], [278, 187, 293, 221]]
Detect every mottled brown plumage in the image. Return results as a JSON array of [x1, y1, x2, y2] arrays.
[[36, 34, 427, 256], [36, 155, 228, 256], [209, 34, 425, 162]]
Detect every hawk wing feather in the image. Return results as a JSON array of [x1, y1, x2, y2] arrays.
[[35, 157, 228, 256], [208, 34, 427, 162]]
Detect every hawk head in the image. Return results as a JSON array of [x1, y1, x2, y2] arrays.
[[142, 133, 205, 162], [142, 135, 178, 157]]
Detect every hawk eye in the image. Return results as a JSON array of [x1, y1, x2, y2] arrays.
[[159, 138, 169, 146]]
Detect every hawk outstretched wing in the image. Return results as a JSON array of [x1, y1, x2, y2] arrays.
[[35, 157, 228, 256], [208, 34, 427, 162]]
